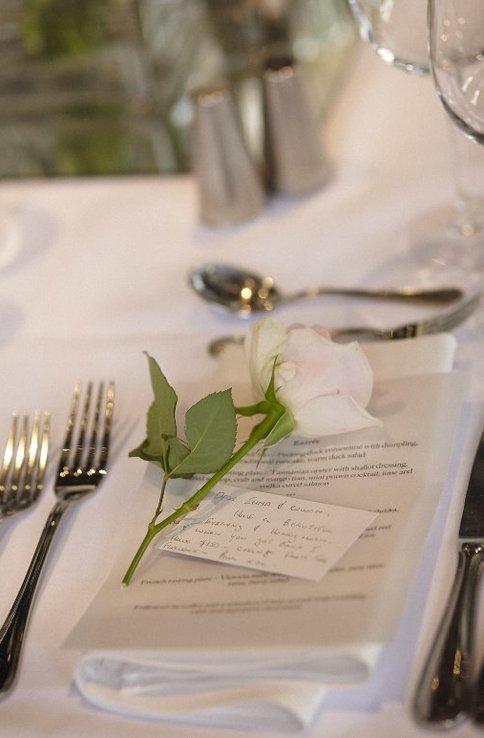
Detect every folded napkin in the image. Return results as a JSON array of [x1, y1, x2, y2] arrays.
[[68, 334, 462, 732], [75, 652, 333, 731]]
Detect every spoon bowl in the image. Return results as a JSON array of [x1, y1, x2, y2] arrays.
[[189, 263, 463, 318]]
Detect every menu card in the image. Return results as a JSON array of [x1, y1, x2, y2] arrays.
[[66, 335, 463, 732]]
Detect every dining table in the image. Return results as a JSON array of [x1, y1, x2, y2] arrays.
[[2, 39, 484, 738]]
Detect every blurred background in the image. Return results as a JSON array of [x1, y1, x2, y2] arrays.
[[0, 0, 356, 178]]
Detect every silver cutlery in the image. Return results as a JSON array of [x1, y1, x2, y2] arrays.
[[207, 293, 481, 357], [413, 425, 484, 728], [470, 638, 484, 724], [0, 412, 49, 522], [190, 263, 464, 317], [0, 381, 114, 695]]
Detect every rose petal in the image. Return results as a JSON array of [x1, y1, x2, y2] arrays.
[[246, 319, 287, 398], [278, 328, 374, 409], [294, 394, 382, 436]]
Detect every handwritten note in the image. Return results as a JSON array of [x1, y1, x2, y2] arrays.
[[159, 488, 378, 581]]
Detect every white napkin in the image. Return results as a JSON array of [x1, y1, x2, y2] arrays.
[[70, 334, 459, 732], [75, 651, 336, 732]]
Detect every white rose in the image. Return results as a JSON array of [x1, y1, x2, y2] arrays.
[[246, 319, 381, 437]]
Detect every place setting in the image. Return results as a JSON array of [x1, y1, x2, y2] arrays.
[[0, 288, 480, 738], [0, 307, 480, 737], [2, 1, 484, 737], [36, 318, 449, 729], [0, 309, 475, 735]]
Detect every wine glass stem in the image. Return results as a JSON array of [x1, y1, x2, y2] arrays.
[[447, 121, 484, 238]]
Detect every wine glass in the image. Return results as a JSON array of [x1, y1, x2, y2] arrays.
[[428, 1, 484, 141], [348, 0, 429, 74], [428, 0, 484, 273], [348, 0, 484, 275]]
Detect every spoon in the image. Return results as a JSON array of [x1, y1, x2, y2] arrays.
[[189, 263, 463, 317]]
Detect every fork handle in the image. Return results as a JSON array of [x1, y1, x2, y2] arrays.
[[328, 326, 381, 341], [331, 325, 417, 341], [413, 542, 484, 728], [0, 499, 69, 695]]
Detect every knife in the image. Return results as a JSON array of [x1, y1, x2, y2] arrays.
[[413, 427, 484, 728]]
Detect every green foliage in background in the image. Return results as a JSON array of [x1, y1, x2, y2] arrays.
[[21, 0, 113, 58]]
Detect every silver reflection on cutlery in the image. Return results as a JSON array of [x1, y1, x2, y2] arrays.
[[189, 263, 464, 317], [470, 629, 484, 723], [413, 426, 484, 728], [0, 411, 49, 522], [0, 381, 114, 696], [207, 293, 481, 357]]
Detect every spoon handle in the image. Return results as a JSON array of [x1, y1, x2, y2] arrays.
[[283, 286, 462, 305]]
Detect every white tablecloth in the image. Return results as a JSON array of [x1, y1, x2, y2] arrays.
[[1, 43, 484, 737]]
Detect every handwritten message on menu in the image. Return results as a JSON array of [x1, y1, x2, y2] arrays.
[[160, 489, 377, 580]]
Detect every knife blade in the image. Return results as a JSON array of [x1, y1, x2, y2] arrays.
[[413, 427, 484, 728]]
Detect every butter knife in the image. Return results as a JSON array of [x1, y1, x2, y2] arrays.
[[413, 427, 484, 728]]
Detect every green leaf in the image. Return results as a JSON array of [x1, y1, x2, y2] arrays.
[[129, 356, 190, 475], [171, 390, 237, 476], [135, 402, 189, 461], [128, 438, 159, 464], [166, 436, 191, 471], [146, 353, 178, 438], [129, 433, 191, 474], [142, 402, 165, 459], [129, 403, 164, 464]]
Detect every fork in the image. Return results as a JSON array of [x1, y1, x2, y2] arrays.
[[0, 412, 49, 522], [330, 292, 480, 340], [207, 293, 481, 356], [0, 381, 114, 695]]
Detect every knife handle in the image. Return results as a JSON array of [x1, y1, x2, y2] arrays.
[[413, 541, 484, 727], [471, 585, 484, 724]]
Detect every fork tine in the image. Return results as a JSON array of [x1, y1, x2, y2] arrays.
[[16, 412, 50, 508], [23, 410, 40, 497], [58, 383, 81, 478], [35, 412, 49, 497], [0, 414, 18, 497], [98, 381, 115, 475], [26, 411, 40, 477], [85, 381, 115, 475], [73, 382, 93, 476], [11, 414, 28, 495], [85, 383, 103, 474]]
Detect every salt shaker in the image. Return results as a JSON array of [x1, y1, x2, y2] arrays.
[[262, 59, 331, 194], [192, 85, 266, 225]]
